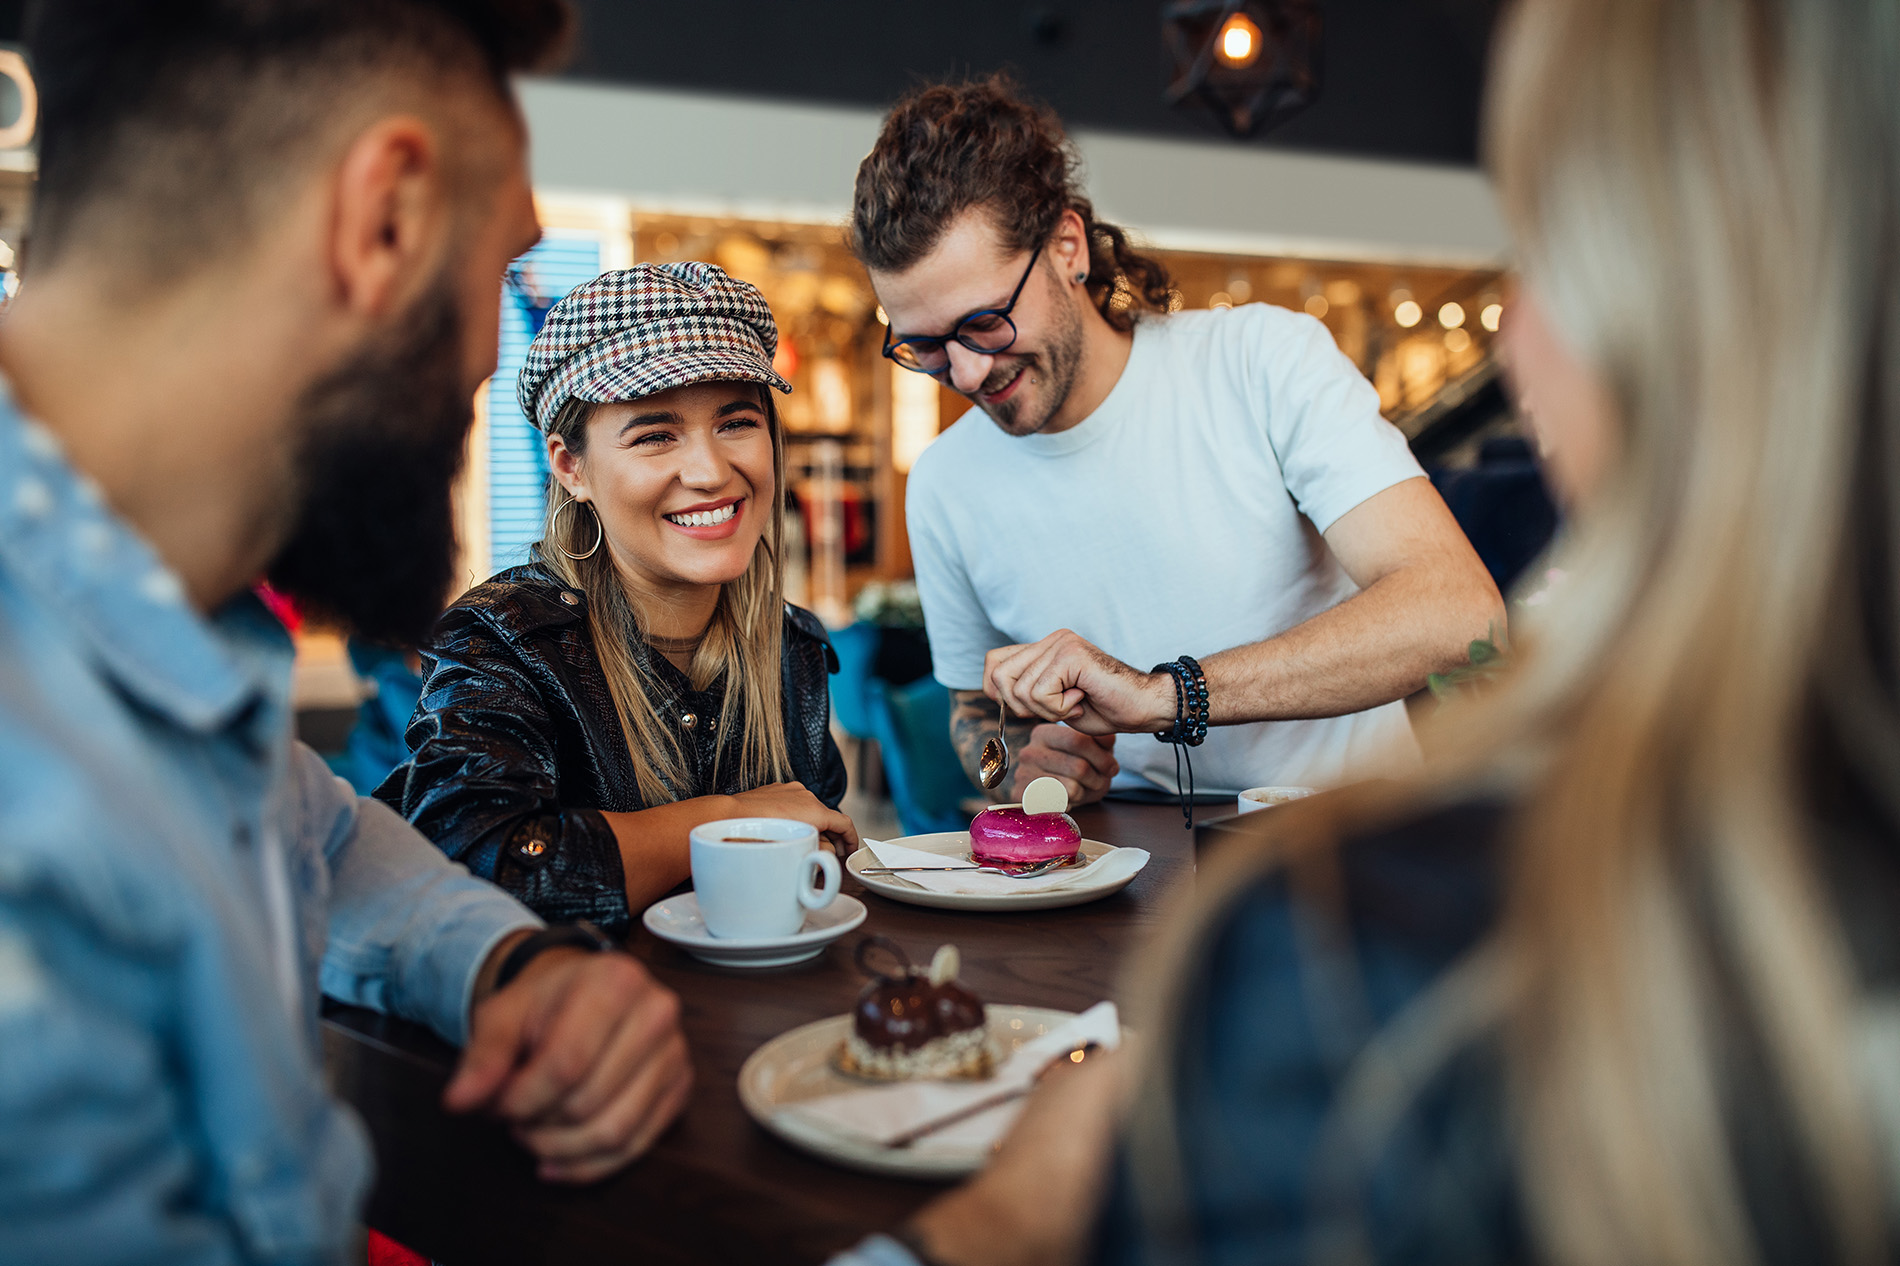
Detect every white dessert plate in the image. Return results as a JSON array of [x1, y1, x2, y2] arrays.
[[642, 892, 866, 968], [739, 1004, 1077, 1179], [846, 833, 1140, 911]]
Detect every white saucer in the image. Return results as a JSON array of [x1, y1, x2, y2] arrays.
[[642, 893, 867, 968], [739, 1005, 1078, 1179], [846, 833, 1143, 911]]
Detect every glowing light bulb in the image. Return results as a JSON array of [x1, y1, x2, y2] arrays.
[[1215, 14, 1262, 67], [1480, 302, 1503, 332], [1438, 301, 1466, 329], [1209, 291, 1233, 309], [1303, 293, 1329, 318], [1444, 327, 1472, 353], [1394, 299, 1423, 328]]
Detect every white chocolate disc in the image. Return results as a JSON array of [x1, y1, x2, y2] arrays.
[[1021, 775, 1070, 817], [928, 944, 960, 986]]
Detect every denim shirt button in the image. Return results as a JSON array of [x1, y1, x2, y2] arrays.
[[518, 838, 547, 859], [559, 591, 580, 606], [680, 712, 698, 730]]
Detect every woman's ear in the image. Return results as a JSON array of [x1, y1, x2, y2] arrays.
[[546, 432, 589, 501]]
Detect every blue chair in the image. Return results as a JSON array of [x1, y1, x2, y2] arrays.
[[827, 620, 880, 741], [328, 641, 424, 795], [868, 674, 980, 836], [1429, 436, 1561, 595]]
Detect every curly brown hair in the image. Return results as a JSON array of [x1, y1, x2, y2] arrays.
[[850, 73, 1174, 333]]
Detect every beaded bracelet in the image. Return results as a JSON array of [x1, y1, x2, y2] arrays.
[[1151, 656, 1211, 828]]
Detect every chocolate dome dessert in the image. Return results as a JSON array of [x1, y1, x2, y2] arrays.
[[838, 937, 993, 1081]]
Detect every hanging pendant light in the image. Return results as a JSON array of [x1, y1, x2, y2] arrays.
[[1163, 0, 1322, 139]]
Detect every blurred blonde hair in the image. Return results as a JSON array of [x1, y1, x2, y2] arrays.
[[538, 389, 792, 805], [1127, 0, 1900, 1261]]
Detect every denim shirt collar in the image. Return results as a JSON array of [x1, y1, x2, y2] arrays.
[[0, 387, 287, 735]]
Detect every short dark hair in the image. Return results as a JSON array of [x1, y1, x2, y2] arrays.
[[850, 73, 1173, 332], [23, 0, 572, 277]]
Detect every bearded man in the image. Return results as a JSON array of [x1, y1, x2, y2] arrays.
[[855, 76, 1504, 807], [0, 2, 691, 1259]]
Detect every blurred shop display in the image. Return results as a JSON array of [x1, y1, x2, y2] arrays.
[[0, 44, 36, 311]]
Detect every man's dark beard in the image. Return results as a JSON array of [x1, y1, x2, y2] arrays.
[[978, 286, 1086, 437], [267, 281, 471, 647]]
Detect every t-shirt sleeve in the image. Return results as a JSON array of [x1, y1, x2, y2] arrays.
[[1255, 308, 1424, 535], [905, 448, 1007, 692]]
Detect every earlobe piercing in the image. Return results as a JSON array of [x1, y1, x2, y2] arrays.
[[1074, 272, 1087, 284]]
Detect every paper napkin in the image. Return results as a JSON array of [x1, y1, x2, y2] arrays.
[[776, 1001, 1122, 1150], [858, 837, 1150, 897]]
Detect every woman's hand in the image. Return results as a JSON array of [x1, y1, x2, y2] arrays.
[[727, 782, 861, 854], [901, 1050, 1129, 1266]]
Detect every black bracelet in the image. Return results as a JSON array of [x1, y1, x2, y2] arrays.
[[1149, 656, 1209, 830], [493, 921, 616, 991], [1150, 657, 1209, 747], [1176, 654, 1210, 746]]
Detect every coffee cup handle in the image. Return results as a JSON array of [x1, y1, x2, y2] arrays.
[[799, 849, 842, 911]]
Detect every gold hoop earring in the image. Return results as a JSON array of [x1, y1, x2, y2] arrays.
[[555, 497, 603, 560]]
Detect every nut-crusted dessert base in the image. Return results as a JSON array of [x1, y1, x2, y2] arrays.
[[837, 1025, 995, 1081]]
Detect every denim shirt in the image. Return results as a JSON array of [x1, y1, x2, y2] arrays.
[[0, 393, 542, 1264]]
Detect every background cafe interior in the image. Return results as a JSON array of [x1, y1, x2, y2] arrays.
[[0, 7, 1544, 839]]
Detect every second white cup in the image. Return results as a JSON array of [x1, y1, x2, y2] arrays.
[[689, 817, 841, 939], [1237, 785, 1317, 815]]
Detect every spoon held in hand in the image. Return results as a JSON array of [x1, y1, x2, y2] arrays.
[[978, 699, 1010, 790]]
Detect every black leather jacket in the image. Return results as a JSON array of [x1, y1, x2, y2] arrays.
[[376, 564, 845, 933]]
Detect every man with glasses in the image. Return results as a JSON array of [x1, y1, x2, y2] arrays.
[[852, 76, 1504, 806]]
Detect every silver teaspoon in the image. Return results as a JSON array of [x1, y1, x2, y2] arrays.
[[978, 698, 1010, 790]]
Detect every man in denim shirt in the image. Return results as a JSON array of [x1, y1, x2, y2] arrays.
[[0, 2, 691, 1260]]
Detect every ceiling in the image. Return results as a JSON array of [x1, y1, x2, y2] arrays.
[[0, 1, 1501, 168], [559, 0, 1502, 167]]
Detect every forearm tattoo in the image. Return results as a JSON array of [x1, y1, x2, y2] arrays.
[[949, 690, 1036, 797]]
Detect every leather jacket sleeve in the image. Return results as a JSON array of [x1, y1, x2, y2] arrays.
[[783, 604, 847, 810], [374, 603, 633, 931]]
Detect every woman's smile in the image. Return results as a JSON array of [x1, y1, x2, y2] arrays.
[[663, 495, 746, 539]]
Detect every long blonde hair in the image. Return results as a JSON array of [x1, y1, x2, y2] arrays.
[[538, 389, 793, 805], [1129, 1, 1900, 1261]]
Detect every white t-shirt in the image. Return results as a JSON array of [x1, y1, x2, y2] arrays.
[[905, 303, 1426, 794]]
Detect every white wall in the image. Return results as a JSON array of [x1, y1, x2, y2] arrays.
[[518, 77, 1508, 268]]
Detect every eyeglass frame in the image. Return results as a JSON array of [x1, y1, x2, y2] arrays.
[[881, 243, 1045, 375]]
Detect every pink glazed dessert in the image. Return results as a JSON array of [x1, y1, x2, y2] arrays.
[[968, 805, 1083, 867]]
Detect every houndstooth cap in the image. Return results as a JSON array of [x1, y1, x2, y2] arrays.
[[516, 261, 791, 432]]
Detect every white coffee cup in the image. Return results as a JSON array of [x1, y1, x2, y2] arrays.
[[689, 817, 841, 939], [1237, 786, 1317, 815]]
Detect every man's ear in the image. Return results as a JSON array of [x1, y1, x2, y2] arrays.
[[1050, 208, 1090, 282], [547, 431, 589, 500], [329, 115, 445, 319]]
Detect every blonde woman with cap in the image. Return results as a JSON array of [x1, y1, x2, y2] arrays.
[[378, 263, 856, 929]]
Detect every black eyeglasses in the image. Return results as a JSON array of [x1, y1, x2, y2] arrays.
[[882, 244, 1043, 375]]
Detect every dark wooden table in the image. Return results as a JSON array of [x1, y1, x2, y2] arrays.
[[323, 800, 1200, 1265]]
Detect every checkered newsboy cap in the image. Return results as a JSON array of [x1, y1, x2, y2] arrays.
[[516, 262, 791, 432]]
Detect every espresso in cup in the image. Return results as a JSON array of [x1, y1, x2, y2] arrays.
[[1237, 785, 1317, 814], [689, 817, 841, 939]]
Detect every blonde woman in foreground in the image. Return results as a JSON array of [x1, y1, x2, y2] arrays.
[[829, 0, 1900, 1263]]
